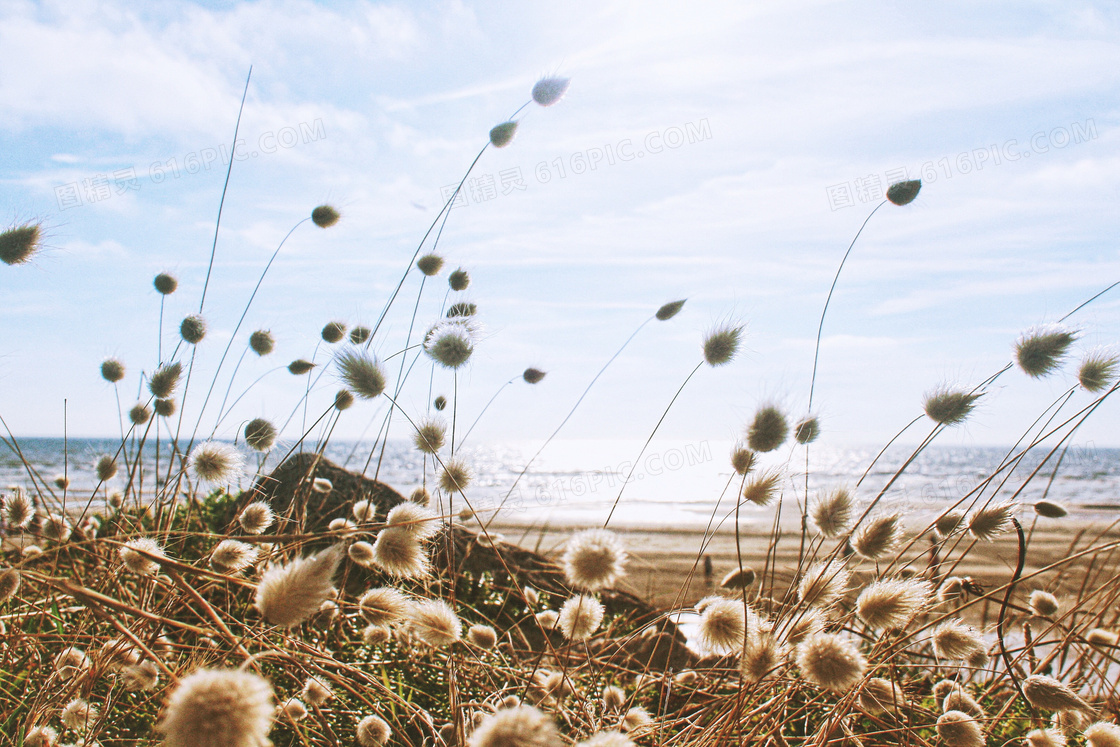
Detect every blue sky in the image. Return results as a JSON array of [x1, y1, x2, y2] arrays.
[[2, 0, 1119, 451]]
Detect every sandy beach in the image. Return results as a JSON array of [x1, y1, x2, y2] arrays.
[[491, 518, 1120, 611]]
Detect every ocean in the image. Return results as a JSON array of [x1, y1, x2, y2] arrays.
[[3, 436, 1118, 530]]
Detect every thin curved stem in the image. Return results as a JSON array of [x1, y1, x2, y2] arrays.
[[603, 360, 704, 528], [458, 376, 517, 448]]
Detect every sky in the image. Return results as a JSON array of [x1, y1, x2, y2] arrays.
[[2, 0, 1119, 455]]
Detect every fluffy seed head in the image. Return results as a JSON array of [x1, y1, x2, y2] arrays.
[[434, 394, 447, 410], [1078, 351, 1118, 393], [602, 685, 626, 712], [302, 676, 332, 707], [372, 526, 428, 578], [5, 487, 32, 528], [523, 367, 547, 384], [489, 121, 518, 148], [860, 677, 906, 714], [238, 501, 274, 534], [337, 348, 386, 399], [387, 502, 439, 540], [320, 321, 346, 344], [558, 594, 605, 641], [41, 513, 72, 542], [656, 299, 686, 321], [856, 578, 931, 629], [721, 567, 756, 590], [1023, 674, 1092, 712], [621, 707, 653, 734], [101, 357, 126, 383], [1016, 326, 1077, 378], [243, 418, 277, 451], [798, 560, 851, 608], [968, 501, 1016, 541], [794, 416, 821, 444], [351, 499, 375, 522], [747, 405, 788, 452], [149, 362, 183, 399], [407, 598, 462, 647], [886, 179, 921, 206], [120, 537, 164, 574], [702, 323, 742, 366], [180, 314, 207, 344], [54, 646, 90, 678], [1030, 590, 1060, 617], [469, 624, 499, 648], [53, 474, 69, 490], [469, 704, 560, 747], [939, 577, 968, 604], [129, 402, 152, 425], [936, 511, 965, 536], [363, 624, 390, 645], [743, 468, 782, 506], [0, 222, 43, 265], [23, 726, 57, 747], [854, 514, 901, 560], [311, 205, 340, 227], [288, 359, 316, 375], [62, 698, 97, 731], [696, 596, 746, 654], [562, 529, 627, 591], [0, 568, 20, 601], [416, 253, 444, 276], [333, 389, 355, 410], [1086, 628, 1118, 647], [211, 539, 258, 573], [812, 488, 853, 538], [158, 669, 274, 747], [1026, 728, 1068, 747], [730, 444, 755, 475], [796, 632, 866, 693], [536, 610, 559, 629], [532, 77, 571, 106], [357, 714, 392, 746], [1035, 501, 1068, 519], [358, 587, 410, 626], [413, 418, 445, 454], [447, 301, 478, 318], [348, 541, 375, 566], [151, 272, 178, 295], [740, 631, 786, 683], [1085, 722, 1120, 747], [438, 459, 472, 494], [279, 698, 307, 721], [410, 486, 431, 506], [249, 330, 274, 356], [944, 688, 985, 718], [425, 320, 475, 368], [121, 660, 160, 691], [937, 711, 984, 747], [188, 441, 244, 484], [255, 545, 342, 628], [933, 620, 986, 661], [95, 455, 117, 482], [924, 387, 981, 425]]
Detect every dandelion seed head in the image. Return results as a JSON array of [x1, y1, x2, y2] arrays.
[[372, 526, 428, 578], [558, 594, 604, 641], [937, 710, 984, 747], [357, 714, 392, 746], [249, 330, 275, 356], [238, 501, 274, 534], [311, 205, 340, 228], [796, 632, 866, 693], [243, 418, 277, 452], [562, 529, 627, 591], [188, 442, 244, 484], [424, 320, 475, 369]]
